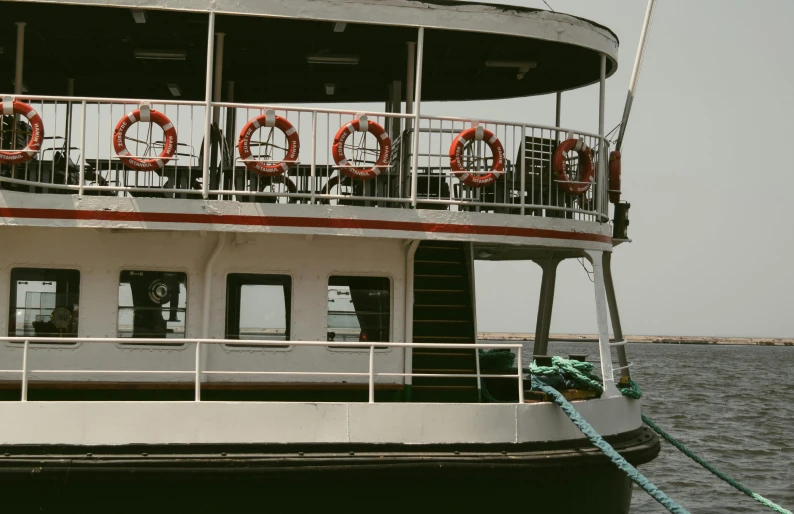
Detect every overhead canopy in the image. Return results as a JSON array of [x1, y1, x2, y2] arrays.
[[0, 0, 619, 103]]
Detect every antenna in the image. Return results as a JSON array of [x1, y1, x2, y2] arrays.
[[615, 0, 657, 153]]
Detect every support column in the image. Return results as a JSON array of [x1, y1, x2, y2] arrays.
[[596, 54, 607, 219], [200, 11, 216, 199], [585, 250, 620, 397], [532, 257, 562, 356], [209, 31, 225, 196], [14, 22, 26, 95], [603, 252, 630, 378], [409, 28, 425, 208]]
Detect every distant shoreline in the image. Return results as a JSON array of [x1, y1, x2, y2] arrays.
[[478, 333, 794, 347]]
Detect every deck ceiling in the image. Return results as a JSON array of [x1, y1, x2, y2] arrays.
[[0, 2, 617, 103]]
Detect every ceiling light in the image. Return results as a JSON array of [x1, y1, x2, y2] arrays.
[[166, 83, 182, 97], [485, 60, 537, 80], [333, 22, 347, 33], [131, 9, 147, 24], [325, 83, 335, 96], [307, 54, 359, 66], [485, 60, 537, 69], [134, 50, 186, 61]]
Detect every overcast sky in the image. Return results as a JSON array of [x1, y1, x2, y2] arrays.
[[435, 0, 794, 338]]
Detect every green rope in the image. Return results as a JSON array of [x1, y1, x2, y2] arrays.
[[525, 357, 791, 514], [642, 415, 792, 514], [531, 376, 689, 514]]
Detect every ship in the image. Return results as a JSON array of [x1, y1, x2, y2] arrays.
[[0, 0, 657, 511]]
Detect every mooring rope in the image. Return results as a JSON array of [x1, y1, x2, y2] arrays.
[[530, 376, 690, 514], [641, 415, 792, 514], [528, 356, 791, 514]]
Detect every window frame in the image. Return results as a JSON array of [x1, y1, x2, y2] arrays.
[[223, 272, 294, 352], [6, 266, 82, 347], [324, 272, 394, 353], [115, 267, 190, 349]]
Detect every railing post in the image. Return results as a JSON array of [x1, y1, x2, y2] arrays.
[[409, 27, 425, 208], [368, 344, 375, 404], [517, 346, 525, 404], [194, 341, 202, 401], [78, 100, 87, 196], [21, 339, 29, 402], [310, 110, 317, 204], [201, 10, 216, 199], [519, 125, 526, 215]]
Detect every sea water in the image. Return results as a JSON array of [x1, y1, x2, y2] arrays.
[[534, 341, 794, 513]]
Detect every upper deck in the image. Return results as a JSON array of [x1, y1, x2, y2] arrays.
[[0, 0, 622, 252]]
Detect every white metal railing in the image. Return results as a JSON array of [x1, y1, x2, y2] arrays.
[[0, 93, 608, 221], [0, 337, 525, 404]]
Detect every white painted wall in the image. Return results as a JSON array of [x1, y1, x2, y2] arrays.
[[0, 226, 407, 384]]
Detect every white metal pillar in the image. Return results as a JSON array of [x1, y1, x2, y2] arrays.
[[212, 32, 225, 126], [533, 257, 561, 356], [409, 28, 424, 208], [201, 11, 217, 199], [603, 252, 630, 378], [596, 54, 607, 219], [405, 42, 416, 117], [14, 22, 26, 94], [585, 250, 620, 397]]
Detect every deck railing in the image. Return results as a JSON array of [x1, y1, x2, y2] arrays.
[[0, 336, 525, 404], [0, 94, 608, 222]]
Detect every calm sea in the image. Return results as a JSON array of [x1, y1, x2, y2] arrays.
[[536, 341, 794, 513]]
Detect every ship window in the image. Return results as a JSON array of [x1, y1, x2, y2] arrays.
[[327, 276, 391, 343], [118, 270, 187, 341], [225, 274, 292, 347], [8, 268, 80, 340]]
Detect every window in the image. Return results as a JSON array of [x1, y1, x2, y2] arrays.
[[226, 274, 292, 344], [8, 268, 80, 338], [327, 276, 390, 343], [118, 270, 187, 339]]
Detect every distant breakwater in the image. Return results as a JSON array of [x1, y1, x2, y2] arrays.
[[479, 333, 794, 346]]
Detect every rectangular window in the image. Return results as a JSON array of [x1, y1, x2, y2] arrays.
[[8, 268, 80, 339], [327, 276, 390, 343], [118, 270, 187, 340], [226, 274, 292, 345]]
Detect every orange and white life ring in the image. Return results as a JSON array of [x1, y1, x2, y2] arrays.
[[238, 110, 300, 176], [0, 97, 44, 165], [332, 117, 391, 181], [113, 106, 177, 171], [608, 150, 621, 203], [552, 138, 594, 195], [448, 126, 505, 188]]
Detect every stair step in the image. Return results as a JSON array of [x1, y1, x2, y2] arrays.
[[413, 366, 476, 372], [414, 319, 469, 323], [413, 335, 475, 341], [414, 289, 465, 293], [415, 260, 463, 265], [415, 274, 465, 279]]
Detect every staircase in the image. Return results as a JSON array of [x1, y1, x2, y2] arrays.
[[411, 241, 479, 402]]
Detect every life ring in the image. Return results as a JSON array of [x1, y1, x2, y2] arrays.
[[0, 98, 44, 165], [448, 126, 505, 188], [552, 138, 594, 195], [332, 117, 391, 181], [113, 106, 177, 171], [238, 110, 300, 177], [608, 150, 621, 203]]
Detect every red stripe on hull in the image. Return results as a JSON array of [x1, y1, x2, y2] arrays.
[[0, 207, 612, 244]]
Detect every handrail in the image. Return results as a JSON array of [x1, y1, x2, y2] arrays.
[[0, 92, 609, 223], [1, 337, 525, 404]]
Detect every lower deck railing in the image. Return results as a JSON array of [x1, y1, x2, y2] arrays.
[[0, 337, 524, 404]]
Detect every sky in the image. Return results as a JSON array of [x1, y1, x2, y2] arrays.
[[435, 0, 794, 338]]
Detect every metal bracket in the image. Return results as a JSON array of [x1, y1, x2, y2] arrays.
[[2, 96, 14, 116], [139, 102, 152, 123], [264, 109, 276, 128], [357, 114, 369, 133]]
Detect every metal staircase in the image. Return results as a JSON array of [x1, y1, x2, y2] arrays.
[[411, 241, 479, 402]]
